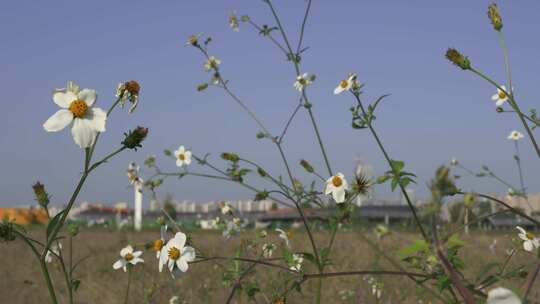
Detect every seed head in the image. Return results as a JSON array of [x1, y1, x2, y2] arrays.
[[445, 48, 471, 70], [122, 126, 149, 150], [32, 181, 50, 209], [488, 3, 503, 31]]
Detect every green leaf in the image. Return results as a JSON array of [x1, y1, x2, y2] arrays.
[[371, 94, 391, 112], [389, 159, 405, 172], [46, 210, 65, 241], [447, 234, 465, 249], [397, 239, 429, 259]]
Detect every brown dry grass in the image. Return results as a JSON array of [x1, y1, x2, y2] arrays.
[[0, 228, 537, 303]]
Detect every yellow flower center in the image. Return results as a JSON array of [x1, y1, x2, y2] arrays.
[[69, 99, 88, 118], [526, 232, 535, 240], [153, 239, 164, 252], [339, 79, 349, 88], [498, 90, 506, 99], [188, 35, 198, 45], [124, 253, 134, 261], [168, 247, 181, 260], [332, 175, 343, 187], [178, 153, 185, 161]]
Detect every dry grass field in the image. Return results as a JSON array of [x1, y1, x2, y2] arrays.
[[1, 228, 537, 303]]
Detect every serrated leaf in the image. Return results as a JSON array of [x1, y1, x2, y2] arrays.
[[397, 239, 428, 259]]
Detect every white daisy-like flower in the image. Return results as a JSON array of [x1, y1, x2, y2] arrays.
[[153, 225, 168, 259], [293, 73, 313, 91], [159, 232, 196, 277], [219, 201, 233, 215], [174, 145, 192, 167], [334, 73, 357, 95], [290, 254, 303, 272], [229, 11, 239, 32], [275, 228, 292, 248], [127, 162, 143, 185], [487, 287, 521, 304], [113, 245, 144, 272], [45, 243, 62, 263], [507, 130, 524, 141], [43, 81, 106, 148], [325, 173, 349, 204], [491, 85, 510, 107], [185, 34, 202, 46], [204, 56, 221, 71], [262, 243, 275, 258], [516, 226, 540, 252]]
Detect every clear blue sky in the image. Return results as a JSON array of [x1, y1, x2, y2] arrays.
[[1, 1, 539, 207]]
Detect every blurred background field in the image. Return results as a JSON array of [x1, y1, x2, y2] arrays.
[[1, 228, 536, 304]]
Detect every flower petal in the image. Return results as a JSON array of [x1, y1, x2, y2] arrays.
[[173, 232, 187, 249], [120, 245, 133, 257], [182, 246, 196, 262], [333, 188, 346, 203], [113, 259, 125, 270], [524, 240, 533, 252], [71, 118, 98, 148], [78, 89, 97, 107], [53, 90, 77, 108], [516, 226, 527, 235], [43, 109, 73, 132], [87, 107, 107, 132], [176, 258, 189, 272]]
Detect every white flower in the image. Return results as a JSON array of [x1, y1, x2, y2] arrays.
[[491, 85, 510, 107], [293, 73, 314, 91], [229, 11, 239, 32], [153, 225, 167, 259], [159, 232, 196, 277], [127, 162, 143, 185], [45, 243, 62, 263], [169, 296, 180, 304], [275, 228, 292, 248], [204, 56, 221, 71], [219, 201, 233, 215], [290, 254, 303, 272], [174, 145, 192, 167], [334, 73, 357, 95], [507, 130, 524, 141], [262, 243, 275, 258], [487, 287, 521, 304], [325, 173, 349, 203], [516, 226, 539, 252], [43, 81, 106, 148], [113, 245, 144, 272]]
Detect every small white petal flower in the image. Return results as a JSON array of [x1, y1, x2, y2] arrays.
[[44, 81, 106, 148], [325, 173, 349, 203], [185, 34, 202, 46], [204, 56, 221, 71], [262, 243, 275, 258], [159, 232, 196, 278], [290, 254, 303, 272], [487, 287, 521, 304], [229, 11, 239, 32], [334, 73, 357, 95], [516, 226, 539, 252], [507, 130, 524, 141], [174, 145, 192, 167], [219, 201, 233, 215], [491, 85, 510, 107], [113, 245, 144, 272], [293, 73, 313, 91], [152, 225, 168, 259], [45, 243, 62, 263], [275, 228, 292, 248]]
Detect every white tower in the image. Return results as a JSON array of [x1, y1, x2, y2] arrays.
[[134, 182, 143, 231]]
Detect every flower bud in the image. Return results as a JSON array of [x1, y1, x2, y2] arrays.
[[240, 15, 250, 22], [121, 126, 149, 150], [299, 159, 314, 173], [32, 181, 50, 209], [221, 152, 239, 162], [487, 3, 503, 31], [255, 191, 269, 201], [463, 192, 475, 207], [445, 48, 471, 70], [67, 223, 79, 237], [197, 83, 209, 92], [257, 167, 267, 177]]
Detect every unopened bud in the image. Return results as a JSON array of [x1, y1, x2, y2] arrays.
[[445, 48, 471, 70], [255, 191, 269, 201], [197, 83, 209, 91], [240, 15, 250, 22], [122, 126, 149, 150], [32, 181, 50, 209], [464, 193, 475, 207], [221, 152, 239, 162], [487, 3, 503, 31], [257, 167, 267, 177], [300, 159, 314, 173], [67, 223, 79, 236]]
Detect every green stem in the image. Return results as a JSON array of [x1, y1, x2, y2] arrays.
[[353, 94, 428, 240], [124, 267, 132, 304]]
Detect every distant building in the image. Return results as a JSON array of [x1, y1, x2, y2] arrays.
[[0, 207, 48, 225]]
